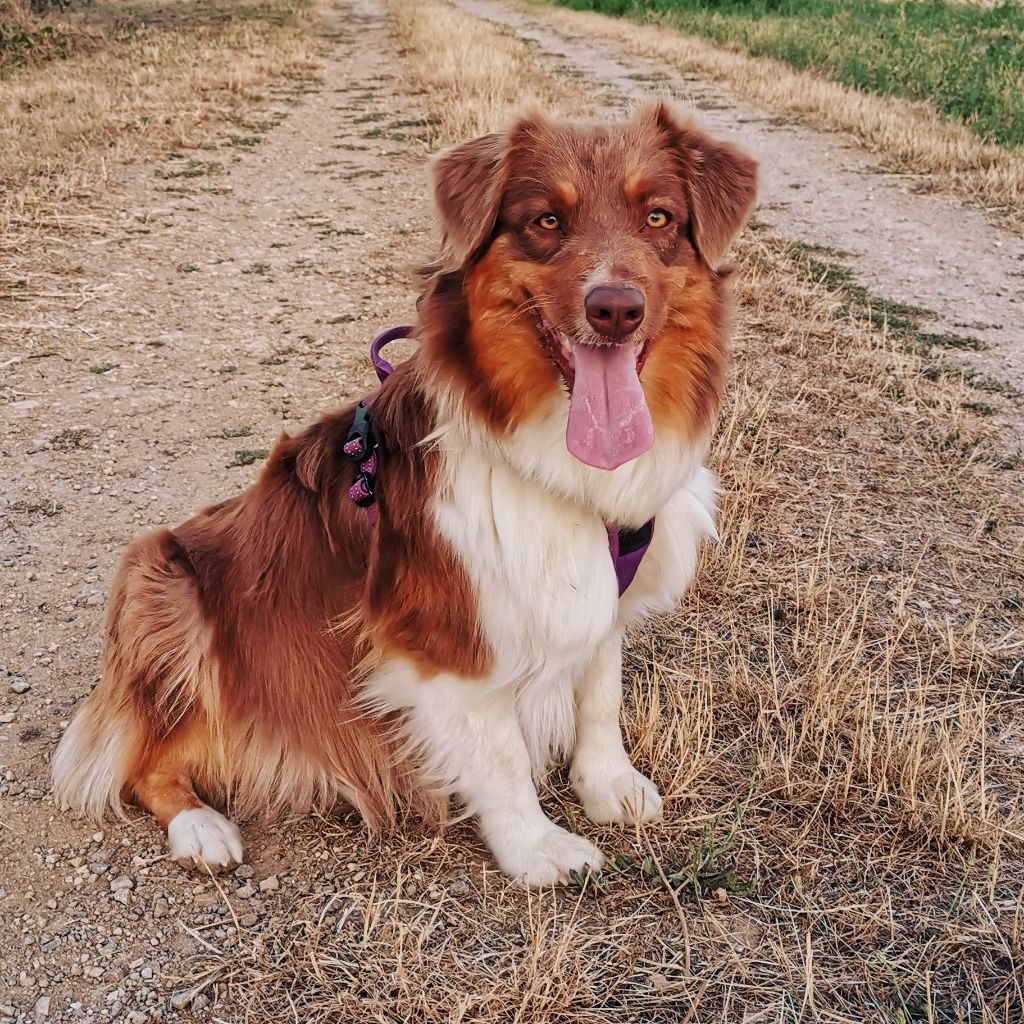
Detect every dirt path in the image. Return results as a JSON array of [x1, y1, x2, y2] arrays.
[[1, 3, 439, 1019], [454, 0, 1024, 388]]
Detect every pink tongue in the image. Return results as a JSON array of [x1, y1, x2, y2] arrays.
[[566, 342, 655, 470]]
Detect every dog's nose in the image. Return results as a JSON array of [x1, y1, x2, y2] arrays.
[[584, 284, 645, 338]]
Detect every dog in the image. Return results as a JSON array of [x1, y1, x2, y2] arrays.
[[52, 101, 757, 885]]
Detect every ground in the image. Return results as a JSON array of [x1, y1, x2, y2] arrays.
[[1, 1, 1022, 1022]]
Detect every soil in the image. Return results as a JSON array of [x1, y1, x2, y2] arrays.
[[1, 1, 1020, 1022]]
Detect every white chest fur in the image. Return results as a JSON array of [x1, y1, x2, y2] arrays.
[[427, 400, 718, 771]]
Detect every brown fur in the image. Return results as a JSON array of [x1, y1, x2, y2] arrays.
[[53, 102, 756, 848]]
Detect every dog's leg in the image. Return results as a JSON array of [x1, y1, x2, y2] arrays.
[[369, 665, 603, 885], [132, 742, 243, 871], [570, 636, 662, 824]]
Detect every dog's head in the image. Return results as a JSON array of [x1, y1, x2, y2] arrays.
[[422, 102, 757, 470]]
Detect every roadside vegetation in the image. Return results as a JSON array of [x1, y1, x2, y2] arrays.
[[533, 0, 1024, 230], [0, 0, 321, 262], [556, 0, 1024, 148]]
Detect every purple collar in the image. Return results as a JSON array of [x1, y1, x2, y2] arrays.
[[345, 326, 654, 596]]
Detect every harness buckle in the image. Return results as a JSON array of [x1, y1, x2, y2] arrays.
[[343, 402, 374, 462]]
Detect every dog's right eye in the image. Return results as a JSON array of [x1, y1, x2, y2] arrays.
[[535, 213, 560, 230]]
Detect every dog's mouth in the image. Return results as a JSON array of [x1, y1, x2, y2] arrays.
[[533, 312, 655, 471]]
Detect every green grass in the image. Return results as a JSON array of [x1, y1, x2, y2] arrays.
[[555, 0, 1024, 148]]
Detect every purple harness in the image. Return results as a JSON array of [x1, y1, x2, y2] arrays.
[[344, 326, 654, 596]]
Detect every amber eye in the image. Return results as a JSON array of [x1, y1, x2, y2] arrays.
[[646, 209, 671, 229], [535, 213, 560, 230]]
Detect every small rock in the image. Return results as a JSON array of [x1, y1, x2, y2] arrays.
[[85, 593, 104, 607], [91, 831, 104, 844], [169, 990, 196, 1011], [258, 874, 279, 892], [0, 713, 14, 724], [112, 889, 130, 906], [10, 679, 30, 694], [239, 913, 259, 928], [234, 864, 254, 879], [109, 875, 133, 892], [235, 882, 256, 899], [34, 995, 50, 1019]]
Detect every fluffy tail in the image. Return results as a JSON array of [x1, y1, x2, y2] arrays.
[[51, 694, 138, 819], [51, 528, 196, 819]]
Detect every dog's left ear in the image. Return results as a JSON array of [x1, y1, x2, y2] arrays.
[[648, 101, 758, 267], [430, 132, 507, 268]]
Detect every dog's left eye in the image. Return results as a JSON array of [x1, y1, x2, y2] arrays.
[[646, 209, 671, 229], [535, 213, 560, 230]]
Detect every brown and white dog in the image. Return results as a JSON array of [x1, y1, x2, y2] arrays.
[[53, 102, 756, 885]]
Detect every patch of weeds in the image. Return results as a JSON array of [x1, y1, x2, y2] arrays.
[[338, 169, 384, 181], [9, 499, 64, 518], [327, 313, 357, 324], [219, 425, 253, 439], [962, 400, 995, 416], [200, 186, 233, 196], [785, 242, 986, 356], [228, 448, 270, 468], [227, 135, 262, 148], [572, 810, 754, 901], [258, 346, 295, 366], [88, 362, 118, 374], [176, 262, 200, 274], [241, 262, 272, 276], [50, 428, 94, 451], [922, 430, 981, 456], [916, 330, 984, 352], [353, 112, 386, 124], [155, 159, 221, 180]]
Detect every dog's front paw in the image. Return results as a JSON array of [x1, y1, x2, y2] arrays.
[[167, 806, 244, 870], [492, 824, 605, 887], [573, 763, 663, 825]]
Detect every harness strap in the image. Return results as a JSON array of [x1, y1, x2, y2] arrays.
[[346, 324, 654, 595], [607, 519, 656, 597]]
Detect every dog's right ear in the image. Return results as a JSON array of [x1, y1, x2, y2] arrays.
[[430, 133, 507, 268]]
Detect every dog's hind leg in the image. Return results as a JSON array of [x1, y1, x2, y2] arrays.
[[54, 529, 242, 869]]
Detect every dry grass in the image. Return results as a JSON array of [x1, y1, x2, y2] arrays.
[[0, 0, 323, 267], [384, 0, 591, 142], [162, 2, 1024, 1021], [527, 0, 1024, 231]]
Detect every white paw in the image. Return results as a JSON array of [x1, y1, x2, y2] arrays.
[[493, 824, 605, 887], [573, 763, 663, 825], [167, 806, 244, 870]]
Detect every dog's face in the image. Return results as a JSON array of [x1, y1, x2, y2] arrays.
[[425, 102, 757, 470]]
